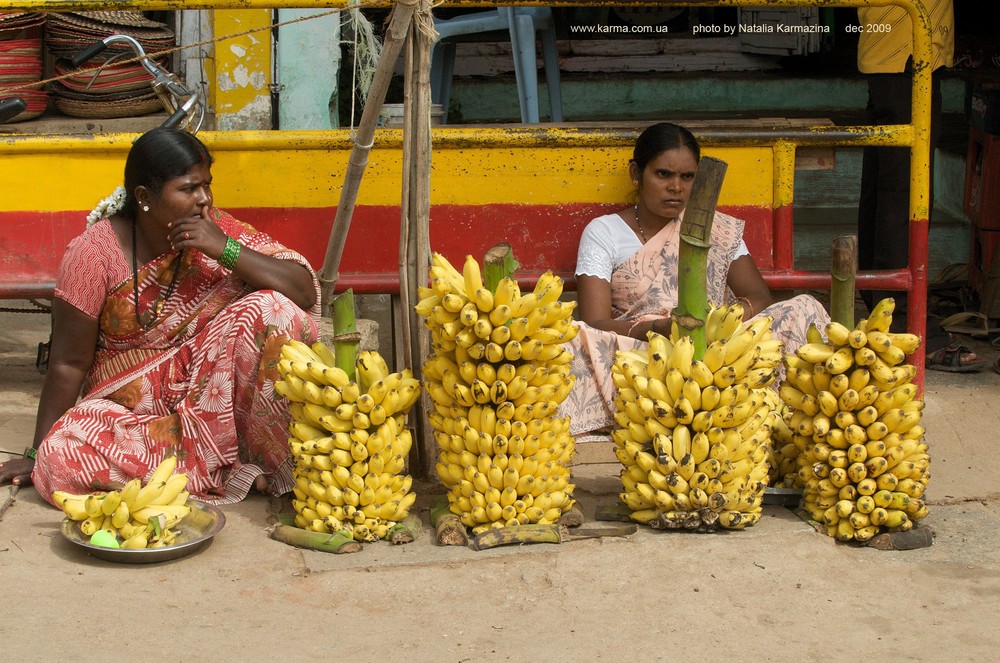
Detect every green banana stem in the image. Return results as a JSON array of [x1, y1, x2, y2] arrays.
[[430, 498, 468, 546], [830, 236, 858, 328], [332, 289, 359, 380], [388, 514, 423, 544], [269, 524, 362, 554], [482, 242, 520, 293], [674, 156, 728, 360]]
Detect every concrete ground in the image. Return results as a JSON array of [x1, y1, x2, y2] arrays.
[[1, 303, 999, 662]]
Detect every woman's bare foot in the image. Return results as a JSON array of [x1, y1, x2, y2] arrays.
[[253, 474, 270, 493]]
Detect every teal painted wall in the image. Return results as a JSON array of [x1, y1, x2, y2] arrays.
[[277, 9, 341, 130]]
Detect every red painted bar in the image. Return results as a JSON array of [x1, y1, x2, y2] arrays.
[[0, 203, 775, 298]]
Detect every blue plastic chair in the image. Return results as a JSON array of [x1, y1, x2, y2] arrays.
[[431, 7, 563, 124]]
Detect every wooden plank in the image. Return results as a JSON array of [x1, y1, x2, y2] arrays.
[[448, 37, 780, 77]]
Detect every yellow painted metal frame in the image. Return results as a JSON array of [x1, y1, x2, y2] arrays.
[[0, 0, 936, 368], [0, 0, 935, 226]]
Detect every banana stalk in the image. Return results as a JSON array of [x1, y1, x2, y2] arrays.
[[269, 523, 362, 554], [332, 289, 359, 380], [560, 503, 585, 528], [388, 513, 423, 545], [830, 236, 857, 328], [430, 499, 467, 546], [674, 156, 728, 359], [482, 242, 520, 294]]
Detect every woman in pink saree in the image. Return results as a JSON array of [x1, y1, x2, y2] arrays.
[[0, 128, 320, 505], [561, 123, 829, 442]]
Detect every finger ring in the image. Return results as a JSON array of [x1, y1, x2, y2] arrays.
[[185, 232, 191, 240]]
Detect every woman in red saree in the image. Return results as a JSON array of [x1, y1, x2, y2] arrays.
[[0, 128, 320, 505], [561, 123, 830, 441]]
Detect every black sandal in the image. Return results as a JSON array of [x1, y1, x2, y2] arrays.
[[926, 340, 987, 373]]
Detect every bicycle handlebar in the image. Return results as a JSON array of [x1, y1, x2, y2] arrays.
[[70, 34, 204, 134], [0, 97, 27, 124], [70, 40, 108, 68]]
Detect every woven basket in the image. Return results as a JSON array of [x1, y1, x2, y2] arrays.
[[0, 74, 41, 85], [74, 11, 171, 29], [0, 13, 45, 31], [54, 58, 157, 95], [0, 37, 42, 53], [48, 13, 173, 40], [54, 94, 162, 119], [47, 79, 159, 102], [0, 86, 46, 123]]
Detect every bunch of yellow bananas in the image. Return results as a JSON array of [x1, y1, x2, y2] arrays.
[[767, 403, 801, 488], [276, 340, 421, 543], [415, 253, 579, 534], [781, 298, 930, 542], [53, 456, 191, 549], [611, 303, 783, 531]]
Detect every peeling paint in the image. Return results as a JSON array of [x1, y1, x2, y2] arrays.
[[229, 44, 247, 58], [234, 64, 267, 90], [216, 66, 267, 93], [216, 72, 238, 93]]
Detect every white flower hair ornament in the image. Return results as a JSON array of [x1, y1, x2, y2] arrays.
[[86, 186, 127, 227]]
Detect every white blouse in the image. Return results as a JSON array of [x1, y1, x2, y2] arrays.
[[575, 213, 750, 283]]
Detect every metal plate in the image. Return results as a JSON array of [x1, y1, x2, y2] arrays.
[[60, 501, 226, 564]]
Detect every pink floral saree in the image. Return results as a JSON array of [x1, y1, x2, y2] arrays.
[[560, 211, 829, 441], [32, 210, 320, 505]]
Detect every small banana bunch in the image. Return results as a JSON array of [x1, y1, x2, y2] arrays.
[[613, 303, 783, 531], [276, 340, 421, 543], [53, 456, 191, 549], [780, 298, 930, 542], [416, 253, 579, 534], [767, 403, 801, 488]]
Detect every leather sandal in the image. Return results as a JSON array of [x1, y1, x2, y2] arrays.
[[925, 340, 987, 373]]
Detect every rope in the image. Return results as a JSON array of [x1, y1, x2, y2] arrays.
[[0, 3, 387, 98]]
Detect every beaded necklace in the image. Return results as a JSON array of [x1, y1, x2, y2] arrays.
[[132, 219, 183, 328], [634, 202, 680, 244], [633, 202, 648, 243]]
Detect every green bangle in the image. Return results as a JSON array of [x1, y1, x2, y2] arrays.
[[219, 236, 241, 271], [24, 447, 37, 460]]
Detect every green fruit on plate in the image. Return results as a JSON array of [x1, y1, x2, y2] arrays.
[[89, 529, 120, 549]]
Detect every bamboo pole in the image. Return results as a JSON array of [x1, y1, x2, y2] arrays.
[[399, 0, 435, 478], [674, 156, 728, 359], [317, 0, 419, 314], [830, 235, 858, 328]]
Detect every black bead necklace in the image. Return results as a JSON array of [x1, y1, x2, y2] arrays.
[[132, 219, 182, 328], [633, 202, 648, 243]]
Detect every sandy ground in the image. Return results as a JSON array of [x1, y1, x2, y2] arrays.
[[1, 304, 999, 663]]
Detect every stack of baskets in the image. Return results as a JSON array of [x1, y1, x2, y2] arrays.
[[44, 11, 175, 119], [0, 12, 47, 123]]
